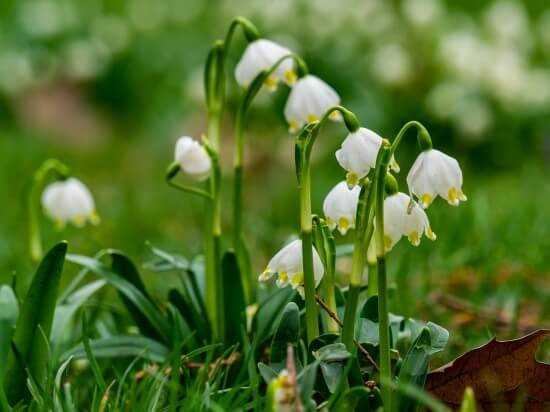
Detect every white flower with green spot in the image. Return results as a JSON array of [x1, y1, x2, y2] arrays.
[[259, 239, 324, 298], [407, 149, 466, 208], [378, 192, 436, 251], [174, 136, 211, 181], [284, 75, 341, 133], [235, 39, 296, 91], [41, 177, 99, 228], [323, 181, 360, 235]]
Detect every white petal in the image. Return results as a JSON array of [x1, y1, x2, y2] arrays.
[[235, 39, 293, 87], [284, 75, 340, 131], [41, 178, 97, 226], [335, 127, 383, 181], [322, 181, 360, 234], [175, 136, 211, 181]]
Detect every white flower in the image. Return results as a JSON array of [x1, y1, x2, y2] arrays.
[[377, 192, 436, 251], [235, 39, 296, 91], [323, 181, 360, 235], [284, 75, 341, 133], [407, 149, 466, 208], [174, 136, 211, 181], [336, 127, 400, 187], [41, 177, 99, 228], [259, 239, 324, 298]]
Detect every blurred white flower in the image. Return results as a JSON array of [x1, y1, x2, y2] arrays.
[[484, 0, 529, 46], [323, 181, 361, 235], [91, 15, 132, 55], [439, 30, 489, 83], [520, 69, 550, 109], [407, 149, 466, 208], [453, 98, 493, 139], [42, 178, 99, 228], [18, 0, 76, 39], [174, 136, 211, 181], [378, 192, 436, 251], [235, 39, 295, 90], [371, 43, 412, 87], [128, 0, 167, 31], [0, 51, 34, 95], [336, 127, 383, 186], [284, 75, 341, 133], [426, 82, 469, 120], [259, 239, 324, 298], [64, 39, 109, 80], [484, 47, 526, 105], [269, 369, 295, 410], [402, 0, 443, 28]]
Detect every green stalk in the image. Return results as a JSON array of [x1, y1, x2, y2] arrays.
[[298, 159, 319, 344], [366, 263, 378, 298], [204, 112, 224, 341], [321, 225, 338, 333], [28, 159, 70, 261], [373, 146, 392, 410]]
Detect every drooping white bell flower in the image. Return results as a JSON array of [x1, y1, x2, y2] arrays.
[[41, 177, 99, 228], [235, 39, 296, 91], [336, 128, 400, 187], [323, 181, 360, 235], [174, 136, 211, 181], [284, 75, 341, 133], [259, 239, 324, 298], [377, 192, 436, 251], [406, 149, 466, 208]]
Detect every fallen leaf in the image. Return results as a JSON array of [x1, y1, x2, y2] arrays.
[[426, 329, 550, 411]]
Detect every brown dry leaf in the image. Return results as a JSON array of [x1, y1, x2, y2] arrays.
[[426, 329, 550, 411]]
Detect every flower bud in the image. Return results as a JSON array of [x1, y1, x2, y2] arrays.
[[284, 75, 341, 133], [322, 181, 361, 235], [41, 177, 99, 228], [174, 136, 211, 181], [259, 239, 324, 298], [235, 39, 296, 91], [406, 149, 466, 208]]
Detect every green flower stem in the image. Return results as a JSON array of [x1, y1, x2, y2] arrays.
[[373, 145, 392, 410], [204, 114, 224, 342], [295, 106, 358, 346], [321, 224, 338, 333], [28, 159, 70, 261], [298, 152, 319, 344], [366, 263, 378, 297], [389, 120, 432, 157], [233, 54, 309, 304]]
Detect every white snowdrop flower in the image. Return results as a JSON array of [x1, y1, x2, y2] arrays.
[[174, 136, 211, 181], [378, 192, 436, 251], [259, 239, 324, 298], [284, 75, 341, 133], [41, 178, 99, 228], [371, 44, 412, 87], [235, 39, 295, 91], [323, 181, 361, 235], [402, 0, 443, 28], [336, 127, 399, 187], [407, 149, 466, 208]]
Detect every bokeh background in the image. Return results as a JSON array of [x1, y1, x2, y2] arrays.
[[1, 0, 548, 361]]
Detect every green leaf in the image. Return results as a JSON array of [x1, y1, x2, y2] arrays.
[[0, 286, 19, 377], [257, 362, 278, 384], [270, 302, 300, 365], [4, 241, 67, 405], [396, 327, 431, 412], [66, 254, 171, 342], [309, 333, 339, 353], [360, 295, 379, 322], [333, 387, 372, 411], [222, 251, 246, 344], [314, 343, 351, 393], [51, 280, 106, 346], [168, 289, 208, 342], [61, 336, 169, 363], [426, 322, 449, 355], [111, 251, 164, 342], [253, 287, 296, 346], [297, 360, 320, 408]]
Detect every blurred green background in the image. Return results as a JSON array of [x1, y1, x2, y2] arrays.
[[1, 0, 548, 360]]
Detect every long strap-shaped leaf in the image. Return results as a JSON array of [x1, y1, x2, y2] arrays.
[[66, 253, 171, 343], [4, 241, 67, 405]]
